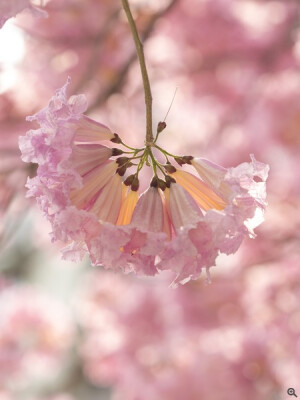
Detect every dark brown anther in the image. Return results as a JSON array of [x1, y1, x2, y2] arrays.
[[164, 163, 177, 173], [165, 175, 176, 188], [182, 156, 193, 164], [111, 148, 124, 156], [111, 133, 122, 144], [158, 179, 167, 191], [124, 174, 136, 186], [131, 176, 140, 191], [150, 176, 158, 188], [116, 157, 129, 166], [157, 121, 167, 134]]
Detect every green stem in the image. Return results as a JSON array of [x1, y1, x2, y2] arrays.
[[121, 0, 154, 144], [148, 149, 158, 175], [119, 139, 144, 152], [154, 144, 179, 159], [148, 149, 168, 177]]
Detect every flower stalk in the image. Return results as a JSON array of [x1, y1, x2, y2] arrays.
[[121, 0, 154, 144]]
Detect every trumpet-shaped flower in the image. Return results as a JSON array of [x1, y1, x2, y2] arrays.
[[19, 80, 269, 285]]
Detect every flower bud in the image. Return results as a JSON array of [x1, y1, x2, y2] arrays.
[[165, 175, 176, 187], [111, 148, 124, 156], [116, 165, 127, 176], [157, 121, 167, 134], [111, 133, 122, 144], [164, 163, 177, 173], [174, 156, 193, 166], [131, 176, 140, 191], [116, 157, 129, 166], [182, 156, 193, 164], [124, 174, 136, 186], [150, 176, 159, 188], [158, 179, 167, 191], [174, 157, 184, 166]]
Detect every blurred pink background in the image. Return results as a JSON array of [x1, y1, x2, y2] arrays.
[[0, 0, 300, 399]]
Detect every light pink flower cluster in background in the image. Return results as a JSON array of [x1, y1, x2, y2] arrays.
[[0, 284, 74, 391], [77, 267, 300, 400], [19, 79, 268, 285]]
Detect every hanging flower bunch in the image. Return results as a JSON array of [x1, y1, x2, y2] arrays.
[[19, 0, 269, 285]]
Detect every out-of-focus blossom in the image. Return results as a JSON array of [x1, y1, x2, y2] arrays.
[[0, 119, 35, 248], [243, 256, 300, 386], [0, 393, 75, 400], [19, 79, 268, 284], [0, 0, 47, 28], [0, 284, 75, 390], [77, 270, 289, 400], [31, 395, 75, 400]]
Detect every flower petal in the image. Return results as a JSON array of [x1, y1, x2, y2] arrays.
[[167, 183, 203, 230], [191, 158, 226, 189], [74, 116, 114, 142], [131, 187, 164, 232], [90, 173, 122, 224], [69, 144, 112, 176], [171, 170, 226, 211], [116, 190, 139, 226], [70, 161, 117, 209]]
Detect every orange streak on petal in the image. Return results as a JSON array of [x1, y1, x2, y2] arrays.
[[171, 170, 226, 211], [116, 190, 139, 226], [121, 183, 128, 203]]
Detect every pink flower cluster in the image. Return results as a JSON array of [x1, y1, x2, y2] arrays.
[[0, 284, 74, 390], [19, 79, 268, 284], [77, 269, 295, 400]]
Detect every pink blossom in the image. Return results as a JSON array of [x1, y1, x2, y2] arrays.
[[20, 80, 269, 284], [77, 270, 284, 400], [0, 285, 74, 389]]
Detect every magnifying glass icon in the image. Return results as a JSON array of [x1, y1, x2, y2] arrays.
[[288, 388, 298, 397]]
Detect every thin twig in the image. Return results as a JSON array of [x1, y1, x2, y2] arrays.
[[87, 0, 179, 114]]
